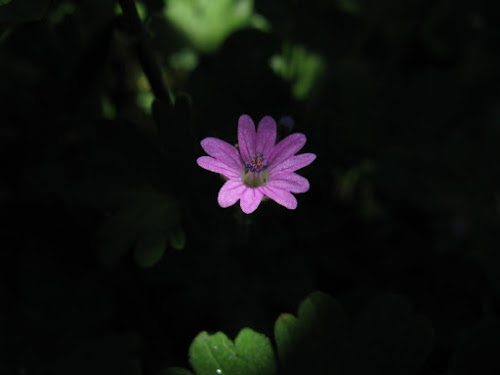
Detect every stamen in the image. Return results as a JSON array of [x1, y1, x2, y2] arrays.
[[245, 152, 269, 173]]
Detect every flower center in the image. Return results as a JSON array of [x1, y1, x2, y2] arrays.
[[242, 152, 269, 187]]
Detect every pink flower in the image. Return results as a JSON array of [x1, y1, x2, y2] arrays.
[[196, 114, 316, 214]]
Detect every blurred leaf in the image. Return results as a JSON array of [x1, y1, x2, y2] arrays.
[[274, 291, 433, 375], [270, 43, 326, 100], [189, 329, 277, 375], [97, 189, 179, 267], [168, 48, 199, 72], [448, 320, 500, 375], [336, 0, 361, 15], [134, 227, 168, 268], [169, 226, 186, 250], [274, 291, 348, 374], [96, 204, 142, 265], [0, 0, 51, 24], [335, 159, 376, 200], [273, 313, 299, 367], [164, 0, 269, 53]]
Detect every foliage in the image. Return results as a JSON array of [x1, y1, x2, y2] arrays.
[[164, 291, 434, 375], [1, 0, 500, 374], [164, 0, 269, 53]]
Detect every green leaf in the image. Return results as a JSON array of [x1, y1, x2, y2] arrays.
[[169, 226, 186, 250], [164, 0, 269, 53], [134, 228, 168, 268], [234, 328, 276, 375], [274, 291, 347, 374], [189, 331, 240, 375], [273, 313, 299, 366], [189, 329, 277, 375], [270, 44, 326, 100], [96, 205, 142, 265], [97, 189, 180, 267]]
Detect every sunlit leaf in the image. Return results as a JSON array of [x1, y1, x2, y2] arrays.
[[189, 332, 240, 375], [189, 329, 277, 375], [270, 44, 325, 100], [164, 0, 269, 53], [233, 328, 277, 375]]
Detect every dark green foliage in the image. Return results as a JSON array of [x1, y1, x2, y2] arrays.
[[2, 0, 500, 374], [165, 291, 433, 375], [275, 291, 348, 374], [96, 189, 179, 267]]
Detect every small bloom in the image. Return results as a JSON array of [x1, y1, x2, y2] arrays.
[[197, 114, 316, 214]]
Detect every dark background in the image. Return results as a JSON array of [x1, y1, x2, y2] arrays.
[[1, 0, 500, 374]]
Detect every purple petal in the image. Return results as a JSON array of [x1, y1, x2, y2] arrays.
[[238, 114, 256, 161], [267, 172, 310, 193], [269, 153, 316, 173], [256, 116, 277, 156], [197, 156, 241, 178], [240, 187, 264, 214], [267, 133, 307, 167], [201, 137, 242, 170], [217, 179, 246, 208], [259, 185, 298, 210]]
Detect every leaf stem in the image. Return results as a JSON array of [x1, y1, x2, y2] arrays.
[[118, 0, 172, 104]]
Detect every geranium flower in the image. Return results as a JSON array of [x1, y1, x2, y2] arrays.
[[196, 114, 316, 214]]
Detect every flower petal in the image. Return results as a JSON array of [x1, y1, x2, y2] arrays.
[[197, 156, 241, 178], [259, 185, 298, 210], [238, 114, 256, 161], [267, 172, 310, 193], [256, 116, 277, 156], [217, 179, 246, 208], [240, 187, 264, 214], [269, 153, 316, 174], [200, 137, 242, 170], [267, 133, 307, 167]]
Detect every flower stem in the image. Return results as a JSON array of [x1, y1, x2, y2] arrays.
[[118, 0, 172, 105]]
